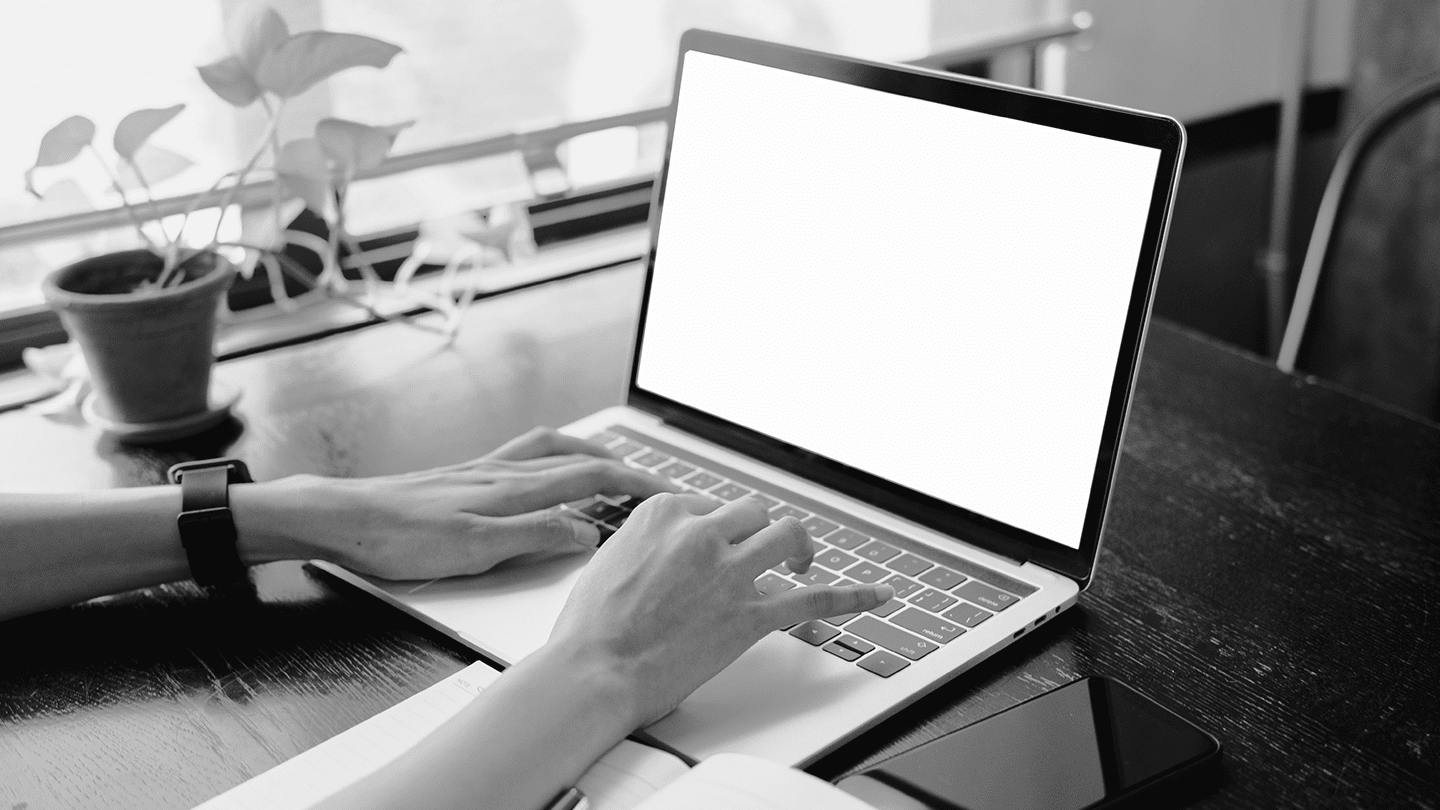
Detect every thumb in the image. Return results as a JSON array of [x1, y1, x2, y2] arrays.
[[501, 509, 602, 554]]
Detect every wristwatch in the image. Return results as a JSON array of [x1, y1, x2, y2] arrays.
[[168, 457, 253, 588]]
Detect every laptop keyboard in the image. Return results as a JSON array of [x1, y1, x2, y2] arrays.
[[560, 428, 1029, 679]]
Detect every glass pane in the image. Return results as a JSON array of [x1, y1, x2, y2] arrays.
[[322, 0, 942, 152], [0, 2, 233, 230]]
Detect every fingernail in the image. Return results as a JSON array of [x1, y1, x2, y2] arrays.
[[571, 519, 601, 549], [872, 584, 896, 601]]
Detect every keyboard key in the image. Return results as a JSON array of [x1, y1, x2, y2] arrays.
[[823, 641, 863, 661], [801, 516, 839, 538], [657, 461, 696, 479], [711, 482, 754, 500], [955, 581, 1021, 611], [910, 588, 960, 613], [611, 441, 644, 458], [684, 472, 724, 490], [630, 450, 670, 468], [749, 494, 780, 511], [789, 620, 841, 646], [825, 528, 870, 550], [754, 573, 796, 595], [843, 561, 889, 583], [793, 568, 838, 586], [858, 651, 911, 677], [942, 602, 993, 627], [814, 548, 860, 571], [918, 567, 967, 590], [836, 634, 874, 654], [810, 539, 826, 555], [579, 501, 625, 522], [855, 540, 901, 563], [589, 430, 621, 446], [826, 612, 860, 625], [832, 578, 859, 588], [769, 504, 810, 522], [892, 608, 965, 644], [869, 599, 905, 617], [886, 554, 934, 577], [846, 616, 939, 660], [882, 575, 924, 599]]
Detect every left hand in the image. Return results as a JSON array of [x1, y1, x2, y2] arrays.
[[240, 427, 678, 580]]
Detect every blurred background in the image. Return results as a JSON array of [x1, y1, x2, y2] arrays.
[[3, 0, 1438, 420]]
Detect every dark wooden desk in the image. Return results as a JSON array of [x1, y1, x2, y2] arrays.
[[1, 263, 1436, 809]]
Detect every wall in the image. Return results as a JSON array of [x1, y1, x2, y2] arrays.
[[1066, 0, 1355, 119]]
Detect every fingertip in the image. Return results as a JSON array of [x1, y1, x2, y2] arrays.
[[568, 516, 602, 549], [787, 555, 812, 574], [871, 583, 896, 602]]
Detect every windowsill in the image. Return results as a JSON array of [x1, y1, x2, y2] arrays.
[[0, 224, 650, 413], [216, 224, 650, 359]]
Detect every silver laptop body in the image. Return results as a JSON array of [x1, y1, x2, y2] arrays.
[[331, 30, 1185, 768]]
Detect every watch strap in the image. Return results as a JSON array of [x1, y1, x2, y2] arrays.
[[170, 458, 253, 588]]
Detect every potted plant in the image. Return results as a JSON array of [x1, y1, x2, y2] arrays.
[[27, 5, 409, 439]]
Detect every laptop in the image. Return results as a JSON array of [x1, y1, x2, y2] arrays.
[[330, 30, 1185, 768]]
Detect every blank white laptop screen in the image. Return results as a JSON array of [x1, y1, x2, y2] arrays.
[[636, 51, 1162, 550]]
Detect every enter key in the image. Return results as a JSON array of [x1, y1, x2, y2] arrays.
[[891, 607, 965, 644]]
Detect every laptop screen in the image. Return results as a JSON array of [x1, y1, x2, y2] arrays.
[[634, 49, 1163, 551]]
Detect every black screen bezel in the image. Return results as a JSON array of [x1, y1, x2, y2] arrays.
[[628, 29, 1185, 587]]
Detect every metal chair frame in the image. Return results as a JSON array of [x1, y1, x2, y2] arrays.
[[1277, 72, 1440, 372]]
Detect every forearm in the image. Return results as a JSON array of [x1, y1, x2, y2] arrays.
[[316, 639, 638, 810], [0, 478, 322, 621]]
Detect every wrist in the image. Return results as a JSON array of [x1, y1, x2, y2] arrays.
[[229, 474, 331, 565], [530, 634, 645, 736]]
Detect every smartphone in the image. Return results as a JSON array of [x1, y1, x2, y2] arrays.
[[835, 677, 1221, 810]]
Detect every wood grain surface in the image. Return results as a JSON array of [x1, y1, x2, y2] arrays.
[[1, 263, 1436, 809]]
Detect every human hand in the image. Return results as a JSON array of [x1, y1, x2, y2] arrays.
[[548, 493, 895, 727], [237, 427, 678, 580]]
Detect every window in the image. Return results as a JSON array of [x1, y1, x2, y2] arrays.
[[0, 0, 1071, 351]]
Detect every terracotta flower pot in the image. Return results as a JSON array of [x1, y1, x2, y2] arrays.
[[42, 249, 235, 425]]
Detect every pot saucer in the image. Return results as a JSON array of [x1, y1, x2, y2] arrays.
[[82, 380, 241, 443]]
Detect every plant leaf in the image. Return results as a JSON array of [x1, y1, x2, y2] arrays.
[[276, 138, 332, 213], [116, 144, 195, 189], [315, 118, 409, 176], [256, 32, 401, 98], [35, 179, 95, 219], [26, 116, 95, 196], [113, 104, 185, 162], [229, 4, 289, 72], [276, 138, 330, 181], [198, 55, 263, 106]]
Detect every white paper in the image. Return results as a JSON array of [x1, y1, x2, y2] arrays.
[[635, 753, 877, 810]]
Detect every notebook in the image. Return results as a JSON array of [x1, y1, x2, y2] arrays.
[[194, 661, 874, 810]]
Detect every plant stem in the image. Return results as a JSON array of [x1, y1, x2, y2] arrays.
[[127, 158, 175, 249], [263, 97, 286, 248], [86, 144, 162, 255], [176, 100, 282, 257]]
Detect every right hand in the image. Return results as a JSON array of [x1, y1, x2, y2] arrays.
[[548, 493, 895, 728]]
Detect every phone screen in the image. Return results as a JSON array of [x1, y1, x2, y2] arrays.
[[838, 677, 1219, 810]]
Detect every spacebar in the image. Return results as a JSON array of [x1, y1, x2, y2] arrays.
[[846, 616, 939, 660]]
